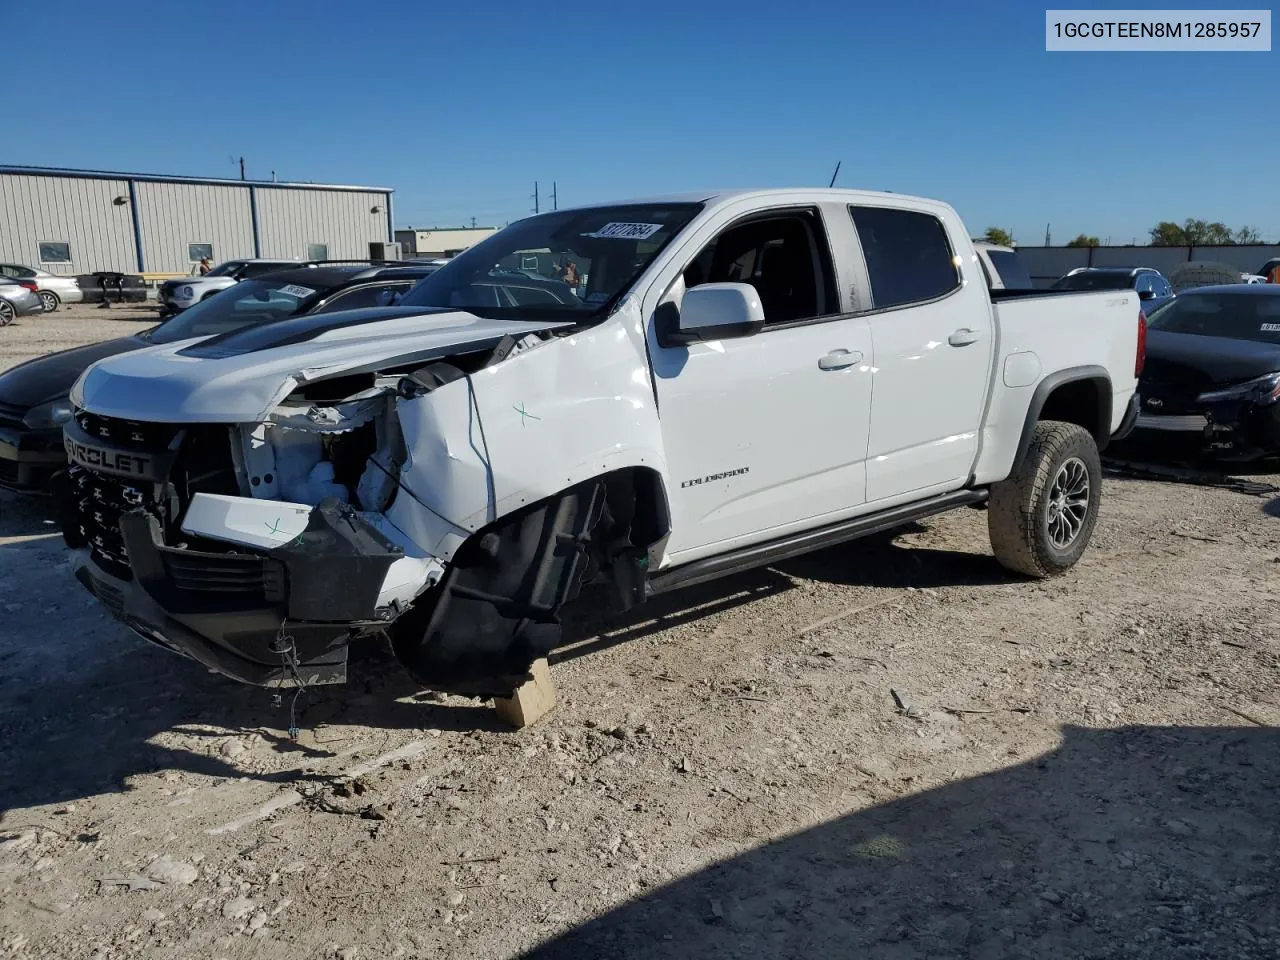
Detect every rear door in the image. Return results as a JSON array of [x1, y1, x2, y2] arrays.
[[647, 205, 875, 561], [848, 204, 994, 502]]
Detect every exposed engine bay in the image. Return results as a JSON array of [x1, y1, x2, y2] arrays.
[[62, 327, 665, 698]]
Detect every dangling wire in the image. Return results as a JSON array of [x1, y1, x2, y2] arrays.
[[270, 625, 309, 740]]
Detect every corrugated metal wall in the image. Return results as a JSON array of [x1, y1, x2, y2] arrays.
[[135, 181, 256, 274], [0, 174, 138, 275], [256, 188, 391, 260], [1020, 244, 1280, 287]]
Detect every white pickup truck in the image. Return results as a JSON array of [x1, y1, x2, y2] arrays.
[[62, 188, 1144, 697]]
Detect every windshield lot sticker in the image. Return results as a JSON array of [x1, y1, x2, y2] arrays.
[[279, 284, 316, 298], [588, 222, 664, 240], [1261, 323, 1280, 332]]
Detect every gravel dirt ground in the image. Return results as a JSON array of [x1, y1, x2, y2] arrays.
[[1, 307, 1278, 960]]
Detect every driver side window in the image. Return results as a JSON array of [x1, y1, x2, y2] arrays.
[[682, 212, 839, 326]]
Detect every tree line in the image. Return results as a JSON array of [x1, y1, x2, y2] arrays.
[[982, 220, 1267, 249]]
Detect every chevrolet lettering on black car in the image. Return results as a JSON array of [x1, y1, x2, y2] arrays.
[[63, 438, 151, 477]]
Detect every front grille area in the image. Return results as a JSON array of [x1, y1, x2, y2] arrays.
[[0, 400, 26, 427], [68, 463, 150, 580], [68, 410, 183, 580], [73, 409, 180, 452]]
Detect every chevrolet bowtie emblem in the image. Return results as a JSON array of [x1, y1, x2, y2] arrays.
[[1146, 398, 1163, 409]]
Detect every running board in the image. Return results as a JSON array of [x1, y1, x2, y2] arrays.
[[648, 488, 988, 596]]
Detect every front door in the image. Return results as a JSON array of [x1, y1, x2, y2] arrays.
[[647, 208, 874, 563]]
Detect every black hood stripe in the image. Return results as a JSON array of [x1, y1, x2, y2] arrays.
[[177, 306, 454, 359]]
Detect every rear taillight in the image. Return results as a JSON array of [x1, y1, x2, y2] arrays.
[[1135, 310, 1147, 377], [18, 281, 38, 292]]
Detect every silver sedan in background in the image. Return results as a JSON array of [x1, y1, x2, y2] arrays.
[[0, 277, 46, 325], [0, 263, 83, 312]]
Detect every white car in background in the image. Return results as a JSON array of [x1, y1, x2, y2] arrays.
[[972, 241, 1034, 289], [0, 263, 83, 312], [157, 259, 300, 314]]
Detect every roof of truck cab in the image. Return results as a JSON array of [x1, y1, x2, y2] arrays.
[[552, 187, 944, 213]]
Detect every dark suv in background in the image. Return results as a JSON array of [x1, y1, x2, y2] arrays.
[[1051, 266, 1175, 312]]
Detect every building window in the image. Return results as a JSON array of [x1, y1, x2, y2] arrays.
[[38, 242, 72, 264], [188, 243, 214, 262], [307, 243, 329, 261]]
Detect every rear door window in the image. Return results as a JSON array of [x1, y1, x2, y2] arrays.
[[849, 206, 960, 309]]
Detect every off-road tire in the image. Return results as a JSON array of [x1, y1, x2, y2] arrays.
[[988, 420, 1101, 578]]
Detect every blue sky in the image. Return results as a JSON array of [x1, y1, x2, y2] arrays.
[[10, 1, 1276, 243]]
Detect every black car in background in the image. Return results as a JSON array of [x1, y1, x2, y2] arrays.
[[1051, 266, 1176, 313], [0, 263, 439, 492], [1119, 285, 1280, 461]]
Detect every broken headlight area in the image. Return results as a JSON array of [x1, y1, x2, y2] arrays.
[[60, 384, 439, 688]]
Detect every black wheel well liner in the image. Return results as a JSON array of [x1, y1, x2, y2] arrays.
[[1013, 366, 1112, 470], [389, 465, 671, 698]]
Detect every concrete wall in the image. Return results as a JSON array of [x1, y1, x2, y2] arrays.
[[0, 173, 138, 276], [1019, 244, 1280, 287], [256, 188, 392, 261], [135, 181, 256, 274]]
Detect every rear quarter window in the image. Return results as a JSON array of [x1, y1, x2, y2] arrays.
[[850, 206, 960, 309]]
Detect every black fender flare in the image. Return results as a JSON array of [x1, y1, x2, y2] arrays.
[[1012, 365, 1112, 471]]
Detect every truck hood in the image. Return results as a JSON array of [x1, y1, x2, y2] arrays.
[[0, 336, 147, 410], [72, 308, 571, 423], [1143, 329, 1280, 389]]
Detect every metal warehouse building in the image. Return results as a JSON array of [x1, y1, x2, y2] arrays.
[[0, 165, 395, 278]]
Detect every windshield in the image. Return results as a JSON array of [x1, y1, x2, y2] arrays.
[[205, 260, 247, 278], [397, 203, 702, 320], [987, 250, 1033, 289], [1051, 271, 1134, 291], [1146, 292, 1280, 345], [147, 277, 333, 344]]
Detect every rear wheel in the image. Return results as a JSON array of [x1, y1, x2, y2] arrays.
[[0, 300, 14, 326], [988, 421, 1101, 578], [38, 291, 60, 312]]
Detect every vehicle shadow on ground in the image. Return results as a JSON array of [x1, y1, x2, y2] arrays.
[[525, 724, 1279, 960], [0, 492, 59, 539], [0, 521, 1015, 812], [557, 526, 1012, 666]]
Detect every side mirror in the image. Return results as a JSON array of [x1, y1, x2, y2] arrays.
[[656, 282, 766, 347], [1138, 289, 1156, 301]]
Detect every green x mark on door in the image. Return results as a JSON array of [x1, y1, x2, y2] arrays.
[[513, 402, 541, 426]]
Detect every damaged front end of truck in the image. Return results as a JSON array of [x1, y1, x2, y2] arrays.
[[60, 303, 670, 698]]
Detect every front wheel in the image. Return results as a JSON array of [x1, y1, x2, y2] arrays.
[[988, 421, 1101, 578], [39, 291, 60, 312]]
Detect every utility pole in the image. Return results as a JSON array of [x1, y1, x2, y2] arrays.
[[239, 157, 246, 181], [532, 182, 540, 215], [470, 216, 477, 228], [551, 181, 558, 210], [1044, 222, 1052, 246]]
